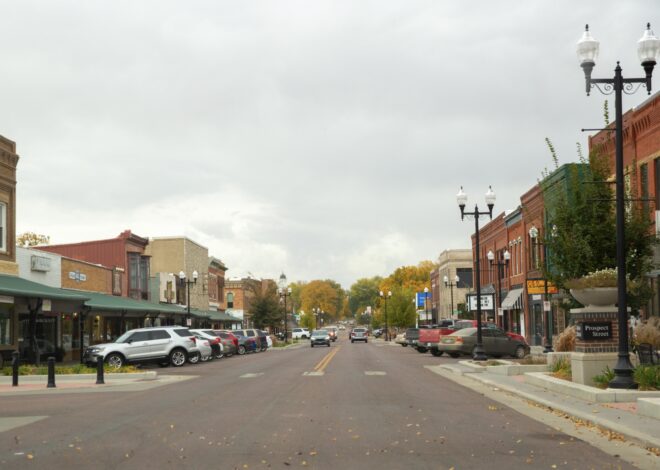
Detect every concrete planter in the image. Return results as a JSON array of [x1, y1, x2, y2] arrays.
[[569, 287, 617, 307]]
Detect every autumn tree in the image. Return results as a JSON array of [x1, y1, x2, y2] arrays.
[[348, 277, 382, 317], [299, 280, 343, 321], [17, 232, 50, 247]]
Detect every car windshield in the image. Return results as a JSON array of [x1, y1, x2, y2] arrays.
[[451, 328, 477, 336], [115, 331, 133, 343], [312, 330, 328, 336]]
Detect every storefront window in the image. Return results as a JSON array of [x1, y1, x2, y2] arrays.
[[0, 304, 12, 345]]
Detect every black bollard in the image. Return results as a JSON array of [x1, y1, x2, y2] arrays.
[[95, 355, 105, 385], [12, 350, 19, 387], [47, 356, 56, 388]]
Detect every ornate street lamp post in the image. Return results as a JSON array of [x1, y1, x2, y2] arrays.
[[487, 249, 510, 331], [577, 23, 659, 388], [379, 290, 392, 341], [179, 270, 198, 327], [457, 186, 496, 361], [278, 273, 292, 344], [443, 274, 460, 319], [423, 287, 430, 325]]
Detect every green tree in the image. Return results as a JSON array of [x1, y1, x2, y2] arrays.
[[248, 282, 281, 330], [348, 277, 382, 317], [17, 232, 50, 247]]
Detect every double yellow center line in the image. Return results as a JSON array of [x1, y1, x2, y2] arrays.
[[313, 346, 341, 373]]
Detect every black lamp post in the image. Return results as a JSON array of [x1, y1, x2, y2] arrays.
[[457, 186, 496, 361], [423, 287, 430, 325], [577, 23, 659, 389], [443, 274, 460, 319], [179, 270, 198, 327], [278, 273, 292, 344], [529, 226, 554, 353], [379, 290, 392, 341], [487, 249, 511, 331], [313, 307, 323, 330]]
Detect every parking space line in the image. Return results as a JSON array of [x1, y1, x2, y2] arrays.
[[240, 373, 264, 378], [364, 371, 386, 376]]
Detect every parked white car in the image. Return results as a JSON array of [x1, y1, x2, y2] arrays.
[[191, 335, 214, 363], [292, 328, 310, 339]]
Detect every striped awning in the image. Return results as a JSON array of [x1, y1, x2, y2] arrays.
[[501, 288, 524, 310]]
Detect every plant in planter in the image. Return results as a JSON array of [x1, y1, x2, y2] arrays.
[[565, 268, 619, 307]]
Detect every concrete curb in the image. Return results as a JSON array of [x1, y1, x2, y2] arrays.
[[427, 365, 660, 451], [0, 371, 157, 385]]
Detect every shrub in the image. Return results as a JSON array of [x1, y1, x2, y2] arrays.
[[550, 356, 572, 380], [592, 366, 615, 389], [634, 365, 660, 391], [554, 326, 576, 352], [634, 316, 660, 349]]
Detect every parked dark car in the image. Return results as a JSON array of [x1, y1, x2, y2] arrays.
[[437, 327, 530, 359], [213, 330, 238, 357], [234, 329, 268, 352], [232, 331, 258, 355]]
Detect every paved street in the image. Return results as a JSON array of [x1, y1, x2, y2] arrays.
[[0, 334, 642, 469]]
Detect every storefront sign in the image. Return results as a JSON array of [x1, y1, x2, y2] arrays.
[[0, 295, 14, 304], [527, 279, 558, 295], [31, 255, 52, 272], [576, 322, 612, 340], [42, 299, 52, 312], [68, 271, 87, 282], [467, 294, 494, 311]]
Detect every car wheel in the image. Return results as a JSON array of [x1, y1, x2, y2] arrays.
[[158, 361, 170, 368], [188, 352, 201, 364], [431, 350, 444, 357], [402, 344, 408, 347], [311, 343, 314, 348], [169, 349, 187, 367], [105, 353, 124, 369], [215, 352, 224, 360], [238, 345, 246, 355], [514, 346, 527, 359], [449, 353, 460, 358], [351, 340, 354, 343]]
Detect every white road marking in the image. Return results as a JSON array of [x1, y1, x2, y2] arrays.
[[364, 371, 387, 376], [240, 373, 264, 378], [302, 371, 325, 376], [0, 416, 48, 433]]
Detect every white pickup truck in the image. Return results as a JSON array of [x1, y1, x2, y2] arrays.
[[292, 328, 310, 339]]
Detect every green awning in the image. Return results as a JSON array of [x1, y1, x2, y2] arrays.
[[0, 274, 89, 302], [61, 290, 164, 313]]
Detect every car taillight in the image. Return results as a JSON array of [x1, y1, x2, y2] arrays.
[[455, 337, 463, 344], [190, 336, 197, 344]]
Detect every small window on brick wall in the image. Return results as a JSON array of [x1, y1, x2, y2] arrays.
[[0, 202, 6, 252]]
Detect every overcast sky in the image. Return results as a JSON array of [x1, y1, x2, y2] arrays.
[[2, 1, 657, 288]]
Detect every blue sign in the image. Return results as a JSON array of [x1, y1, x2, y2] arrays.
[[416, 292, 430, 308]]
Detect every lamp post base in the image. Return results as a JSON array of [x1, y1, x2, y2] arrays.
[[608, 355, 638, 389], [543, 344, 554, 354], [472, 345, 487, 362]]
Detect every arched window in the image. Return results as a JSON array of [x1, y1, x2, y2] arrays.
[[227, 292, 234, 309]]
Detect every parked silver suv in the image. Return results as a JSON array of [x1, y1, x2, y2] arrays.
[[83, 326, 199, 369]]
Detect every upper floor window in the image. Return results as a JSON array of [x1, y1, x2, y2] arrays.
[[0, 202, 6, 252], [128, 253, 150, 300], [456, 268, 473, 289], [227, 292, 234, 309]]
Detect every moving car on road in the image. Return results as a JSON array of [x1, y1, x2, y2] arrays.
[[326, 326, 338, 342], [437, 327, 530, 359], [350, 327, 368, 343], [310, 329, 331, 347]]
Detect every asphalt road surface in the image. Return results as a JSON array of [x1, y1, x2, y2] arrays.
[[0, 334, 641, 469]]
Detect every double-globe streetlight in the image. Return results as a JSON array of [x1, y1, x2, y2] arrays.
[[577, 23, 659, 389], [443, 274, 460, 319], [379, 290, 392, 341], [179, 270, 198, 327], [278, 273, 292, 344], [423, 287, 431, 325], [457, 186, 496, 361], [312, 307, 324, 330], [487, 249, 510, 332]]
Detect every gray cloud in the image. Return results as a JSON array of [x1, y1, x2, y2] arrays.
[[3, 0, 657, 287]]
